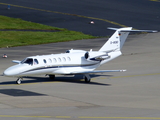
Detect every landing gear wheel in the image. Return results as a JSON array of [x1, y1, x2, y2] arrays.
[[85, 76, 91, 83], [49, 75, 55, 80], [16, 78, 22, 85], [84, 74, 91, 83]]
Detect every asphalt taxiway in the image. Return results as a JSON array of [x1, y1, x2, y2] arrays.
[[0, 32, 160, 120], [0, 0, 160, 36]]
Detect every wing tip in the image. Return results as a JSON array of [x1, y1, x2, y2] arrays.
[[120, 70, 127, 72]]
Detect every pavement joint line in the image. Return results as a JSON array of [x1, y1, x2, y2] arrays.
[[0, 115, 52, 118], [0, 115, 160, 119], [0, 115, 70, 118], [78, 117, 160, 119], [0, 2, 128, 28], [110, 73, 160, 79]]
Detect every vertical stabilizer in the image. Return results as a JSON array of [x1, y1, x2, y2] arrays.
[[99, 27, 132, 52]]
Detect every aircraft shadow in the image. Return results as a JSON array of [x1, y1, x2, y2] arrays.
[[0, 74, 112, 86]]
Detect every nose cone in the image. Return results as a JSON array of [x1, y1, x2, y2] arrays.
[[3, 69, 13, 76], [3, 65, 20, 77]]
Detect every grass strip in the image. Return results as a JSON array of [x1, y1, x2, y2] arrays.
[[0, 31, 95, 48], [0, 15, 96, 48]]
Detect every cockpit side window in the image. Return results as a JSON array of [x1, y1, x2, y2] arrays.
[[34, 59, 39, 65], [22, 58, 33, 65]]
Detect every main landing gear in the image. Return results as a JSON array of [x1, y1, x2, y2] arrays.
[[49, 75, 55, 80], [15, 74, 90, 84], [84, 74, 91, 83], [16, 78, 22, 84]]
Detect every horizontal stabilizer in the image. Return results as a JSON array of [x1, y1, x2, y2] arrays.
[[120, 30, 158, 33], [107, 27, 119, 31], [108, 27, 158, 33]]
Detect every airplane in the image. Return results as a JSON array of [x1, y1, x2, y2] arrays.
[[3, 27, 157, 84]]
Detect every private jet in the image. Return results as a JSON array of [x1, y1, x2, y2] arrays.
[[3, 27, 157, 84]]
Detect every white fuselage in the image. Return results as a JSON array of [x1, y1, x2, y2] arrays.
[[3, 50, 122, 77], [3, 51, 97, 77]]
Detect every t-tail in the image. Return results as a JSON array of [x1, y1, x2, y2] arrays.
[[99, 27, 132, 52], [99, 27, 157, 52], [98, 27, 157, 65]]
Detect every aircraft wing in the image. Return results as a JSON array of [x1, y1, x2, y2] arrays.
[[71, 70, 126, 74], [12, 60, 21, 64]]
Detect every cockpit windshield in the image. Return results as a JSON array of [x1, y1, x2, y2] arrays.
[[21, 58, 33, 65]]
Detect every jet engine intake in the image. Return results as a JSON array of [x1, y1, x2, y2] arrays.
[[84, 52, 89, 59]]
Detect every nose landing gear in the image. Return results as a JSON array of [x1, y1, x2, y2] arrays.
[[16, 78, 22, 84]]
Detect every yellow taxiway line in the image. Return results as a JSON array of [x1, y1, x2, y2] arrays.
[[0, 2, 128, 28], [150, 0, 160, 2]]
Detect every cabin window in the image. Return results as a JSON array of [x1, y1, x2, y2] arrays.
[[43, 59, 47, 63], [58, 58, 61, 62], [22, 58, 33, 65], [67, 57, 71, 61], [34, 59, 39, 65], [53, 58, 57, 62], [49, 58, 52, 63], [63, 57, 66, 62]]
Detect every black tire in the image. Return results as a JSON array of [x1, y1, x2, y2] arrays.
[[85, 76, 90, 83], [49, 75, 55, 80]]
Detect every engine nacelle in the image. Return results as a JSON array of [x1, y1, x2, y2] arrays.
[[84, 51, 110, 61], [66, 49, 86, 53]]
